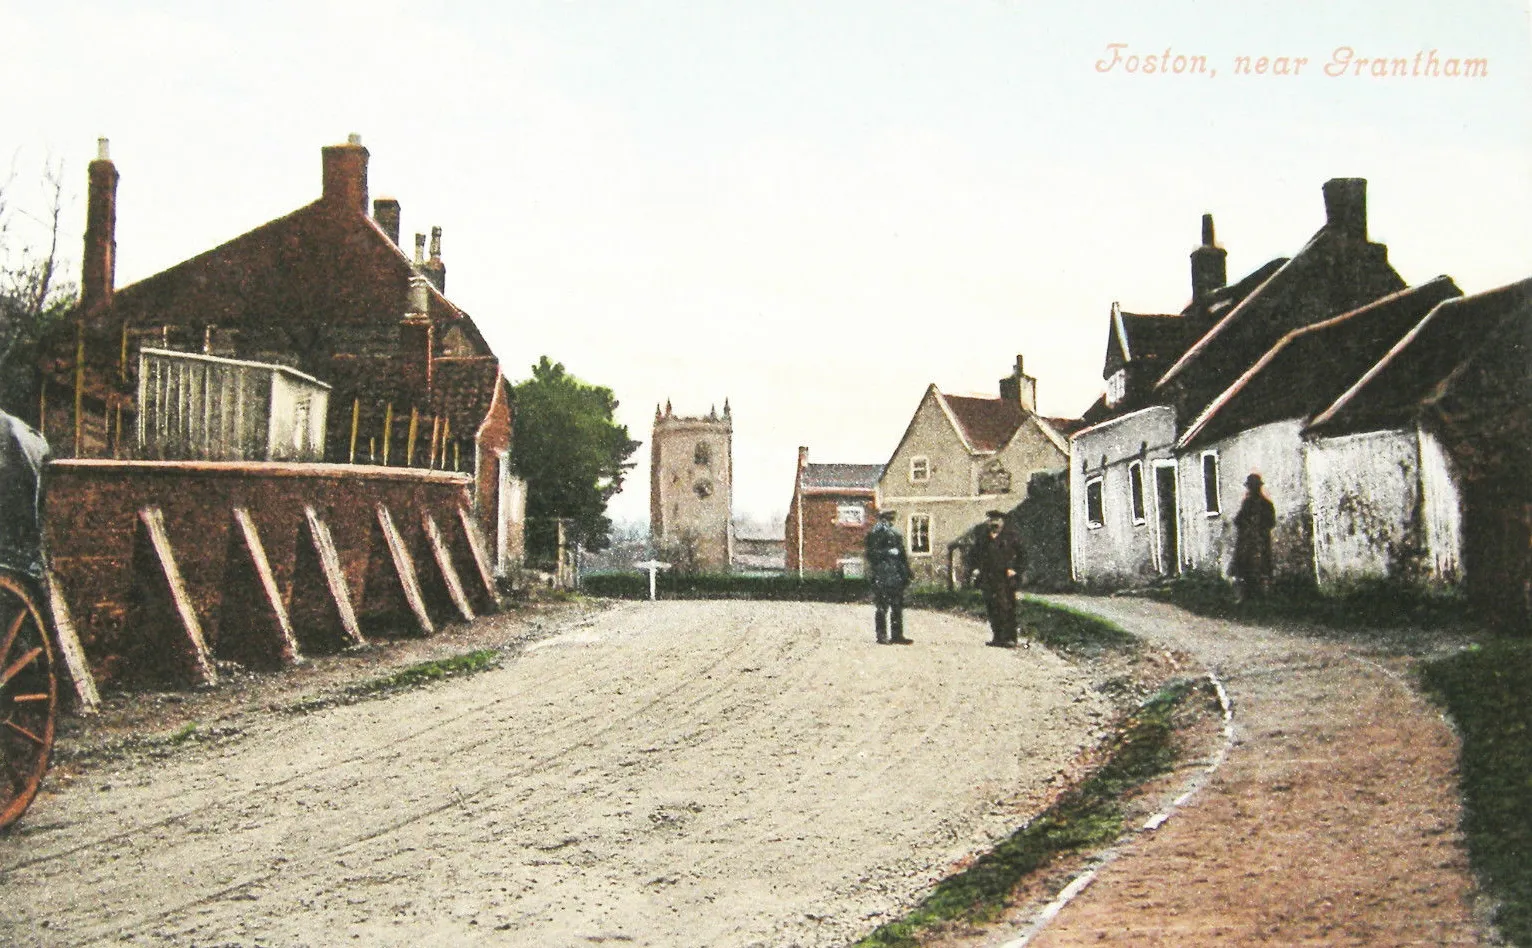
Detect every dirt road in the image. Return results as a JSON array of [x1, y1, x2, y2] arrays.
[[993, 595, 1488, 947], [0, 600, 1114, 948]]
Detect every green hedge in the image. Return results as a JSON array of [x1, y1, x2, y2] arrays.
[[580, 571, 872, 601], [1420, 640, 1532, 945]]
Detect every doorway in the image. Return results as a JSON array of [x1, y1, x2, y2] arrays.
[[1154, 463, 1180, 575]]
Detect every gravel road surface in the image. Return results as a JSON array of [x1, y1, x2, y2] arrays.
[[0, 600, 1116, 948]]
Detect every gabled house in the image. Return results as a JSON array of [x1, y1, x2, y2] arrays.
[[785, 448, 882, 576], [1071, 215, 1272, 585], [1304, 278, 1532, 627], [1071, 179, 1412, 588], [879, 356, 1073, 582], [37, 136, 522, 569]]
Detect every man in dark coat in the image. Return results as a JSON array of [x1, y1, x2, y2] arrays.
[[1232, 473, 1276, 601], [970, 510, 1024, 647], [864, 510, 913, 644]]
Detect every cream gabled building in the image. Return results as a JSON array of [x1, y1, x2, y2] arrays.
[[877, 357, 1074, 582]]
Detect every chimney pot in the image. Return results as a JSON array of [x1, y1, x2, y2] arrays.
[[1190, 212, 1228, 301], [414, 233, 427, 265], [97, 137, 110, 160], [422, 226, 447, 292], [347, 133, 362, 146], [1322, 178, 1368, 241], [374, 197, 401, 246]]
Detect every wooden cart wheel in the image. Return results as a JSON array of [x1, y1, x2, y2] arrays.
[[0, 572, 57, 830]]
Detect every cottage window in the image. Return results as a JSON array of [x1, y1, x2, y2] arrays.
[[1128, 461, 1146, 525], [909, 514, 932, 555], [694, 442, 711, 465], [1105, 369, 1127, 407], [836, 504, 865, 526], [909, 456, 930, 483], [1085, 477, 1105, 529], [1201, 452, 1221, 515]]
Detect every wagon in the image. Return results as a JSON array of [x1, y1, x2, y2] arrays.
[[0, 410, 57, 830]]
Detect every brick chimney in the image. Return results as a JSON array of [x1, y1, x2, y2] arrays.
[[82, 137, 118, 314], [399, 276, 435, 398], [1322, 178, 1367, 241], [1190, 212, 1227, 301], [321, 134, 369, 214], [421, 225, 446, 291], [998, 355, 1036, 412], [373, 197, 401, 245]]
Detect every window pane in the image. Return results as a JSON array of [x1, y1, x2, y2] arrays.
[[910, 514, 931, 553], [1129, 464, 1145, 522], [1086, 479, 1104, 527], [1202, 454, 1220, 513]]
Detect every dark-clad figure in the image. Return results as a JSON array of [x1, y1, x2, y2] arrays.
[[970, 510, 1025, 647], [864, 510, 913, 644], [1232, 473, 1276, 601]]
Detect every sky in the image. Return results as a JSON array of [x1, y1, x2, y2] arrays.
[[2, 1, 1529, 529]]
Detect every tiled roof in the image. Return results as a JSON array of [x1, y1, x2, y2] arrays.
[[941, 393, 1023, 452], [1106, 310, 1188, 375], [1179, 277, 1463, 449], [800, 463, 882, 492], [1306, 277, 1532, 438], [1042, 416, 1087, 437], [1155, 226, 1405, 414]]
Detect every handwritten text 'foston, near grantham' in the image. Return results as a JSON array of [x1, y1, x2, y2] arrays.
[[1095, 43, 1488, 79]]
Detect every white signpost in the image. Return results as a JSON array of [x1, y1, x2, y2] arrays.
[[632, 560, 672, 601]]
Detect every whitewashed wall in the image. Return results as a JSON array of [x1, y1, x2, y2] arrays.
[[1070, 405, 1176, 586], [1176, 419, 1310, 580], [1306, 426, 1463, 589]]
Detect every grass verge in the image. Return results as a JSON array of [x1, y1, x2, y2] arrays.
[[851, 677, 1211, 948], [1419, 638, 1532, 945], [910, 589, 1138, 657], [344, 648, 503, 697], [1145, 572, 1468, 631]]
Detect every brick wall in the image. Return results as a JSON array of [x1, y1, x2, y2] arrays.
[[45, 459, 485, 687], [786, 492, 875, 574]]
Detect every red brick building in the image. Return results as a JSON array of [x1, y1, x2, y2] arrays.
[[36, 136, 519, 560], [785, 447, 882, 576]]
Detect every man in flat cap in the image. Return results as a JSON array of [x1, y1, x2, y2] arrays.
[[1232, 473, 1276, 601], [864, 509, 914, 644], [970, 509, 1024, 647]]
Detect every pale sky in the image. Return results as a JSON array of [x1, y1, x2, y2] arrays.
[[3, 1, 1529, 528]]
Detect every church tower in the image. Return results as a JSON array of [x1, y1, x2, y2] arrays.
[[650, 400, 733, 571]]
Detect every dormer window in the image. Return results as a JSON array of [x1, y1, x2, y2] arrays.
[[1105, 369, 1127, 408]]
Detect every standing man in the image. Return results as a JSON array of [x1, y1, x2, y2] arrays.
[[970, 509, 1024, 647], [1232, 473, 1276, 601], [864, 510, 913, 645]]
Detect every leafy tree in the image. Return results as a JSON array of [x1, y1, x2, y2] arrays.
[[510, 356, 641, 560], [0, 159, 76, 417]]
